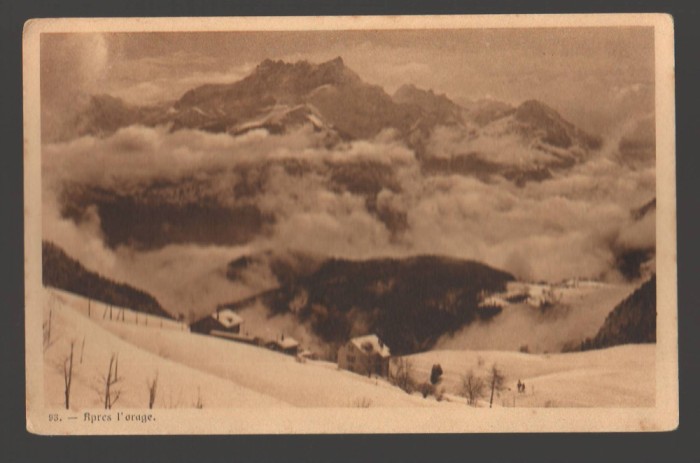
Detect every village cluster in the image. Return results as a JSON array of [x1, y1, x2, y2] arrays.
[[476, 279, 596, 312], [186, 305, 523, 407], [73, 278, 589, 385], [189, 307, 392, 378]]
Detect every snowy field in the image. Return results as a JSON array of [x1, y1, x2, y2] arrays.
[[43, 288, 655, 409], [408, 345, 655, 408]]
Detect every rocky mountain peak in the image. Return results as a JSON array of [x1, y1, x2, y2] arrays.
[[248, 56, 358, 90], [393, 83, 464, 129], [515, 99, 567, 126], [514, 99, 601, 150], [394, 84, 457, 108], [68, 57, 601, 162]]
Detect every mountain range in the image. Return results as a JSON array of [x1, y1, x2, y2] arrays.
[[42, 56, 656, 362], [71, 56, 602, 168], [54, 57, 613, 251]]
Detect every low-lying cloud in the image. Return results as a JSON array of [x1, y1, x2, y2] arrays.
[[434, 282, 638, 354], [42, 121, 655, 316]]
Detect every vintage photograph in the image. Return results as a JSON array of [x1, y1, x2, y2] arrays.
[[23, 15, 677, 434]]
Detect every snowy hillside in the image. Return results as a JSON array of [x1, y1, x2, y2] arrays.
[[43, 289, 287, 409], [44, 287, 654, 409], [43, 288, 435, 409], [408, 344, 654, 408]]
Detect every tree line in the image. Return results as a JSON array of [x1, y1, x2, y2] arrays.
[[42, 241, 171, 319]]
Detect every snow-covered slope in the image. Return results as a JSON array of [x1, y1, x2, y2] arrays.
[[43, 290, 288, 410], [43, 287, 655, 409], [408, 344, 655, 407], [43, 288, 434, 409]]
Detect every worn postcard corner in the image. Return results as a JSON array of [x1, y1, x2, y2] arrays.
[[23, 14, 677, 435]]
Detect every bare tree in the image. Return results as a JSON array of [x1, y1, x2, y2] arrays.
[[80, 337, 86, 364], [102, 354, 122, 409], [352, 397, 372, 408], [461, 370, 486, 406], [63, 341, 75, 409], [43, 308, 53, 351], [147, 372, 158, 409], [487, 364, 506, 408], [389, 357, 415, 393], [194, 386, 203, 409]]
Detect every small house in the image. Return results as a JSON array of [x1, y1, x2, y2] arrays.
[[265, 335, 300, 356], [337, 334, 391, 377], [190, 308, 243, 335]]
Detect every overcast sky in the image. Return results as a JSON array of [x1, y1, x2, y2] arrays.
[[41, 27, 654, 135]]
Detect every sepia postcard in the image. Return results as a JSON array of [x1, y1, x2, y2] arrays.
[[23, 14, 678, 434]]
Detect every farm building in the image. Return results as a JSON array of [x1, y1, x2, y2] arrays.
[[265, 335, 300, 356], [337, 334, 391, 377], [190, 308, 243, 335]]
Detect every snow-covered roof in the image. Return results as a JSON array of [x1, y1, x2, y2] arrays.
[[277, 337, 299, 349], [213, 309, 243, 328], [266, 337, 299, 350], [350, 334, 391, 358]]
